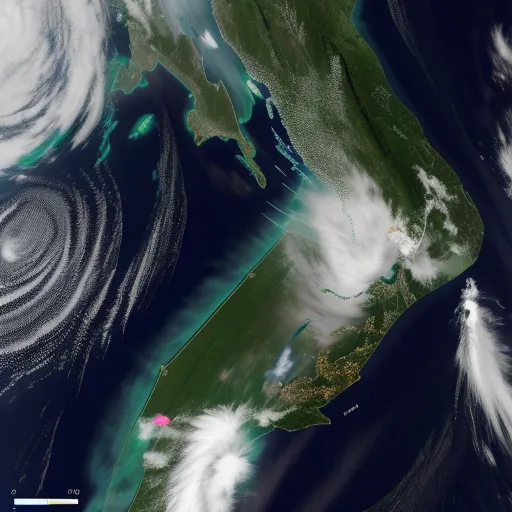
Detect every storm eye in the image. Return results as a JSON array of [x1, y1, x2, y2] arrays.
[[464, 309, 470, 318]]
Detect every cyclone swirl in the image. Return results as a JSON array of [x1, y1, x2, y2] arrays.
[[0, 171, 123, 391], [0, 113, 187, 395], [0, 0, 107, 170]]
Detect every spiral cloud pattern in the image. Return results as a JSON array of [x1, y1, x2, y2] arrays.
[[0, 114, 187, 394], [0, 171, 123, 392], [0, 0, 107, 170]]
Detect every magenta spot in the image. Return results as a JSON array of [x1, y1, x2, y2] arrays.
[[153, 414, 171, 426]]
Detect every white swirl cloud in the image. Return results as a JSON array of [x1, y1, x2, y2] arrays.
[[0, 0, 107, 170], [0, 170, 123, 392], [134, 404, 290, 512], [165, 406, 253, 512], [0, 114, 187, 396], [5, 114, 187, 495], [282, 168, 444, 335]]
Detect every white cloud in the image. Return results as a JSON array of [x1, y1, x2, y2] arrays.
[[415, 165, 457, 237], [253, 408, 291, 428], [165, 405, 254, 512], [1, 238, 19, 262], [283, 168, 443, 336], [0, 0, 107, 170], [491, 25, 512, 85], [143, 451, 170, 469], [124, 0, 153, 34], [284, 170, 400, 332], [138, 417, 157, 441], [266, 345, 294, 381], [497, 110, 512, 197], [456, 278, 512, 450], [490, 26, 512, 196], [402, 239, 441, 283], [201, 30, 219, 49], [137, 415, 180, 442]]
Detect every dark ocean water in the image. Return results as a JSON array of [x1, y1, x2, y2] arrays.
[[236, 1, 512, 511]]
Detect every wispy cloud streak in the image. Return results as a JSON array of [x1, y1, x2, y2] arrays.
[[490, 26, 512, 196], [456, 278, 512, 450]]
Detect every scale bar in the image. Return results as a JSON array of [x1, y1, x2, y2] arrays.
[[14, 498, 79, 505]]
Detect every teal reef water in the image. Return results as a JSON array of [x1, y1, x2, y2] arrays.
[[160, 0, 255, 123], [128, 114, 157, 140], [107, 54, 149, 95], [96, 106, 119, 166], [380, 263, 400, 284], [17, 130, 67, 168], [106, 54, 129, 91]]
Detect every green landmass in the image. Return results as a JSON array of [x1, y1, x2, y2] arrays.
[[108, 0, 266, 187], [212, 0, 481, 245], [204, 0, 483, 420], [120, 232, 435, 509], [106, 0, 484, 508]]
